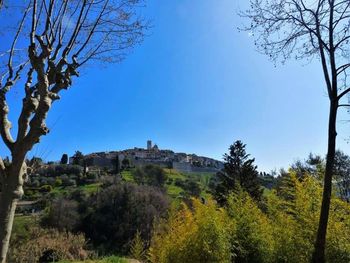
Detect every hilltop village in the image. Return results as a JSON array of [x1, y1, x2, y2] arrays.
[[74, 140, 224, 173]]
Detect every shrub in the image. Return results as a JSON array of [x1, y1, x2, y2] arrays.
[[81, 182, 169, 254], [227, 190, 274, 263], [130, 230, 145, 261], [148, 199, 233, 263], [133, 164, 168, 188], [87, 172, 98, 180], [174, 178, 185, 188], [267, 174, 350, 263], [46, 177, 56, 186], [41, 197, 80, 232], [8, 227, 89, 263], [61, 177, 76, 187], [39, 185, 53, 193], [55, 178, 63, 187]]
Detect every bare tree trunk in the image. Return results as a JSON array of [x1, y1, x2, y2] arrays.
[[0, 163, 25, 263], [312, 101, 338, 263]]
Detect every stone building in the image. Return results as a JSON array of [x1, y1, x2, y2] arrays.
[[76, 140, 223, 173]]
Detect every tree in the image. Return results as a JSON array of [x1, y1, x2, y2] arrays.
[[122, 157, 130, 169], [0, 1, 147, 261], [72, 151, 84, 166], [112, 154, 120, 174], [244, 1, 350, 261], [290, 153, 324, 179], [81, 182, 169, 254], [211, 140, 262, 205], [333, 150, 350, 202], [133, 164, 168, 188], [60, 154, 68, 165]]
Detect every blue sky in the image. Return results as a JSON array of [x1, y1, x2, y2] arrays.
[[2, 0, 350, 172]]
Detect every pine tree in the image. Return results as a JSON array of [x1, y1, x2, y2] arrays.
[[212, 140, 262, 205]]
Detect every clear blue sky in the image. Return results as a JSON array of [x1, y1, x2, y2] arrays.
[[2, 0, 350, 172]]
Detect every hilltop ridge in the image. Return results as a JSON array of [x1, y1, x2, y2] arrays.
[[71, 140, 224, 173]]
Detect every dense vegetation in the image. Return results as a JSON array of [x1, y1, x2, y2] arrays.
[[8, 142, 350, 262]]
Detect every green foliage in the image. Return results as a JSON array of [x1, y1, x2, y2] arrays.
[[129, 230, 145, 260], [41, 197, 80, 232], [227, 189, 274, 263], [61, 154, 69, 165], [133, 164, 168, 188], [333, 150, 350, 202], [55, 178, 63, 187], [149, 174, 350, 263], [211, 140, 263, 205], [72, 151, 84, 165], [148, 199, 233, 263], [81, 181, 169, 254], [39, 184, 53, 193], [121, 158, 130, 169]]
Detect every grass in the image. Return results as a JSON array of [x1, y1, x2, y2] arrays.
[[166, 184, 184, 198], [78, 183, 101, 193], [121, 170, 135, 182], [11, 215, 38, 242], [58, 256, 129, 263], [121, 168, 214, 199]]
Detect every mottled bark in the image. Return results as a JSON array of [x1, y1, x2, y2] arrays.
[[0, 162, 26, 263], [0, 1, 146, 261]]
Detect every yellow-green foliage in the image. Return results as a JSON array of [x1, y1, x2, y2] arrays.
[[267, 173, 350, 263], [148, 174, 350, 263], [266, 174, 320, 262], [227, 190, 274, 263], [148, 199, 233, 263], [129, 230, 145, 261]]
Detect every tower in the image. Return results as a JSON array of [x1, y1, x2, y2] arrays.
[[147, 140, 152, 150]]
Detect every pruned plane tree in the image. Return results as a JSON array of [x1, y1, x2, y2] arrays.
[[0, 1, 147, 262]]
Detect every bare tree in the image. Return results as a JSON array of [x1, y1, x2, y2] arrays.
[[0, 0, 147, 262], [243, 0, 350, 262]]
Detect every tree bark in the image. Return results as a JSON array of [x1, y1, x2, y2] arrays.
[[312, 100, 338, 263], [0, 163, 25, 263]]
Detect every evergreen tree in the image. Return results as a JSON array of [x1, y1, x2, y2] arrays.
[[212, 140, 262, 205], [60, 154, 68, 165], [113, 154, 121, 174]]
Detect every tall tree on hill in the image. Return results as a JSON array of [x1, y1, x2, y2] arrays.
[[72, 151, 84, 166], [60, 154, 68, 165], [0, 1, 147, 262], [244, 1, 350, 261], [212, 140, 262, 206], [112, 154, 121, 175]]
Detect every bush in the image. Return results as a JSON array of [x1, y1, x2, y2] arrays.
[[174, 178, 185, 188], [149, 174, 350, 263], [227, 190, 274, 263], [133, 164, 168, 188], [55, 178, 63, 187], [39, 185, 53, 193], [80, 181, 169, 254], [129, 230, 145, 261], [8, 227, 89, 263], [41, 197, 80, 232], [61, 177, 76, 187], [148, 199, 233, 263], [87, 172, 98, 180], [46, 177, 56, 186]]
